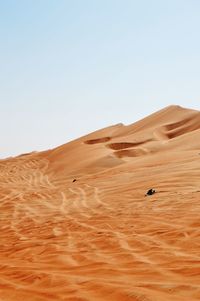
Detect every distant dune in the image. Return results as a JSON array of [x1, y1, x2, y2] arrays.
[[1, 105, 200, 301]]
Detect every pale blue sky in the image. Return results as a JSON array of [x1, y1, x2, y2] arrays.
[[1, 0, 200, 158]]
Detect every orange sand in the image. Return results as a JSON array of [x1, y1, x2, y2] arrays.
[[1, 105, 200, 301]]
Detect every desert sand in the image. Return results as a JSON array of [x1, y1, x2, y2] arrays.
[[1, 105, 200, 301]]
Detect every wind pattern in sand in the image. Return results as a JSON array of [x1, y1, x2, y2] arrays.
[[1, 105, 200, 301]]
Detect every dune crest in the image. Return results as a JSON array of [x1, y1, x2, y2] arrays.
[[1, 105, 200, 301]]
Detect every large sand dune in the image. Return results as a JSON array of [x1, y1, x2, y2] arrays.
[[1, 105, 200, 300]]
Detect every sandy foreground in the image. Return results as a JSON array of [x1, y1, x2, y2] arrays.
[[1, 105, 200, 301]]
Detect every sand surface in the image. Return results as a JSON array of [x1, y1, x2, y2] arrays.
[[1, 105, 200, 301]]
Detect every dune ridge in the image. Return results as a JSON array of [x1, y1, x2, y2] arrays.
[[1, 105, 200, 301]]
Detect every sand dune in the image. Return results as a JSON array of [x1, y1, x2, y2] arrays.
[[1, 105, 200, 300]]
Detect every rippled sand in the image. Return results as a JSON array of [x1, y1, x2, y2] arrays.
[[1, 105, 200, 301]]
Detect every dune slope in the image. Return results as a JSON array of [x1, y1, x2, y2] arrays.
[[1, 105, 200, 301]]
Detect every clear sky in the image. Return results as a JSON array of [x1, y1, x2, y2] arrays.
[[1, 0, 200, 158]]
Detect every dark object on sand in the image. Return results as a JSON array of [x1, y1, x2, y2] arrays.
[[72, 179, 77, 183], [145, 189, 156, 196]]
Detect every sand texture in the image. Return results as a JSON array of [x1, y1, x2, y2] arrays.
[[1, 105, 200, 300]]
